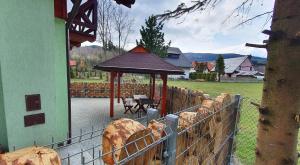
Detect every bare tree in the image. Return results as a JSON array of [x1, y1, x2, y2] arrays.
[[156, 0, 300, 164], [113, 6, 135, 54], [97, 0, 115, 57]]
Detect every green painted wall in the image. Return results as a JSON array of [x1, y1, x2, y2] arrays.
[[0, 0, 68, 150], [0, 63, 8, 151]]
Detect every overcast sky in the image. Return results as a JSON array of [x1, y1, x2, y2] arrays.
[[82, 0, 275, 57]]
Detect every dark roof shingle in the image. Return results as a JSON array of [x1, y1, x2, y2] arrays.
[[94, 46, 184, 75], [167, 47, 182, 55], [164, 54, 192, 68]]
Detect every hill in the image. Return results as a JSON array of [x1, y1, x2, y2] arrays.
[[184, 53, 267, 65], [70, 45, 120, 66]]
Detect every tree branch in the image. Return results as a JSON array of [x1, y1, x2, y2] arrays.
[[155, 0, 216, 21], [233, 11, 273, 28], [156, 0, 273, 29]]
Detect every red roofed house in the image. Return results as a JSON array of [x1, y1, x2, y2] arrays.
[[192, 61, 216, 73], [69, 60, 77, 67]]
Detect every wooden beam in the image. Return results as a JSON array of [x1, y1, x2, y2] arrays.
[[152, 74, 155, 99], [245, 43, 267, 48], [149, 75, 152, 98], [110, 72, 116, 117], [263, 40, 269, 44], [161, 74, 167, 116], [54, 0, 67, 20], [117, 72, 122, 103], [262, 29, 274, 36]]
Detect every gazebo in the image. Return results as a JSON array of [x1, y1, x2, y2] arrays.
[[94, 45, 184, 117]]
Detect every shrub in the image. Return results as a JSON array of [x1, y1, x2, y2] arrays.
[[190, 72, 216, 81]]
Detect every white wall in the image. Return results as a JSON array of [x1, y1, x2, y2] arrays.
[[168, 68, 191, 79]]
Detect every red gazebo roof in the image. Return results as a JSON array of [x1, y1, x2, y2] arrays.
[[94, 46, 184, 75]]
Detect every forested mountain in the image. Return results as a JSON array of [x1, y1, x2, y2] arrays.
[[184, 53, 267, 65]]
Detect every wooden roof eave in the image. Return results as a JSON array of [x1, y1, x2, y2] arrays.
[[93, 65, 185, 75]]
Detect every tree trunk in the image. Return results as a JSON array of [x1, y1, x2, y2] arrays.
[[255, 0, 300, 164], [119, 30, 121, 54]]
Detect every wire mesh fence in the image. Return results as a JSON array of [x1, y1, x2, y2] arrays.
[[173, 95, 240, 165], [6, 94, 244, 165], [38, 117, 172, 165], [233, 97, 260, 165], [54, 95, 241, 165]]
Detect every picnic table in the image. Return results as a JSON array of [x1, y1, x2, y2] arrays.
[[133, 95, 153, 117]]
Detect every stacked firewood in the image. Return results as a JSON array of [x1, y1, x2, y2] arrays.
[[102, 93, 234, 165], [162, 86, 205, 114], [70, 83, 150, 98], [175, 93, 233, 165], [0, 147, 61, 165], [70, 82, 86, 97], [102, 118, 163, 165]]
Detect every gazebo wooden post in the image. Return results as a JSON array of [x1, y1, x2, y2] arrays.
[[149, 74, 152, 98], [161, 74, 167, 116], [94, 46, 184, 117], [110, 71, 116, 117], [151, 74, 155, 99], [117, 72, 122, 103]]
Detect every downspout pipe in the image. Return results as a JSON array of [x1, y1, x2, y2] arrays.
[[65, 0, 82, 143]]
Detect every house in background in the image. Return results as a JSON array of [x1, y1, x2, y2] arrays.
[[69, 60, 77, 67], [192, 61, 215, 73], [164, 47, 192, 79], [185, 52, 267, 73], [253, 63, 266, 74], [220, 55, 264, 78]]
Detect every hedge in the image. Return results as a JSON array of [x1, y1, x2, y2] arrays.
[[189, 72, 217, 81]]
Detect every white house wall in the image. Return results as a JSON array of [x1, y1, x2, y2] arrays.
[[168, 68, 191, 79]]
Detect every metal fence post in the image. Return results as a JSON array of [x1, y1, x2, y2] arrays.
[[226, 94, 241, 165], [147, 108, 159, 124], [165, 114, 178, 165]]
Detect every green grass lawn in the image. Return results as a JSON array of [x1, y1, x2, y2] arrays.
[[167, 80, 263, 99]]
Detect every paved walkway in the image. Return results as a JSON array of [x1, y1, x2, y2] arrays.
[[71, 98, 141, 135], [58, 98, 147, 165]]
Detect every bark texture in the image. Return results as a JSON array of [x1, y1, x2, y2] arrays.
[[255, 0, 300, 164]]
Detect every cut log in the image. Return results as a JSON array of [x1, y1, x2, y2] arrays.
[[102, 118, 146, 165], [147, 120, 166, 140], [177, 111, 205, 160], [102, 118, 158, 165], [183, 155, 199, 165], [147, 120, 166, 161], [200, 99, 218, 138], [0, 147, 61, 165], [119, 129, 154, 165], [213, 93, 232, 165], [178, 111, 203, 137]]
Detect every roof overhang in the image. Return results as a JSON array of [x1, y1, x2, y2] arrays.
[[94, 45, 184, 75], [93, 65, 184, 75], [114, 0, 135, 8]]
